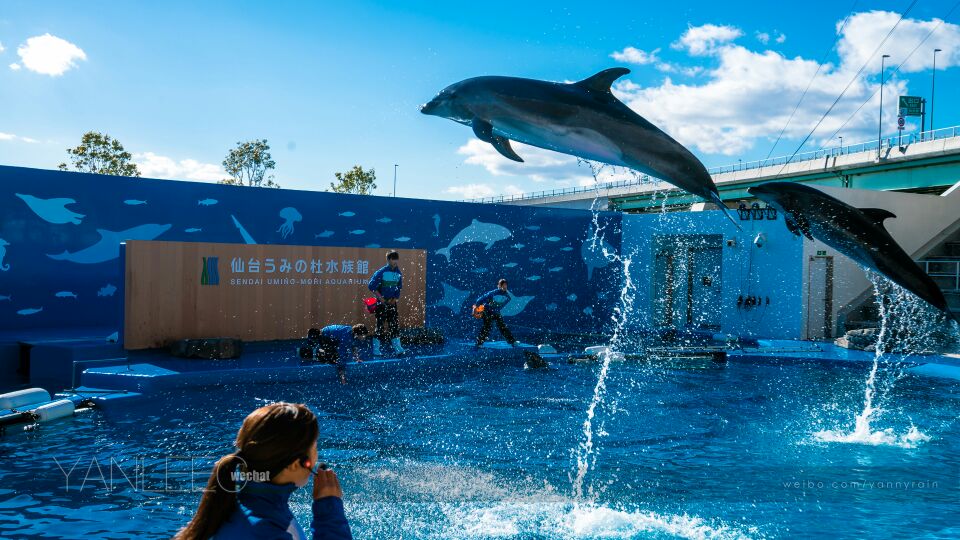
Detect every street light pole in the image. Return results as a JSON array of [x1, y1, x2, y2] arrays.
[[878, 54, 890, 160], [931, 48, 942, 134], [393, 164, 398, 197], [838, 136, 843, 155]]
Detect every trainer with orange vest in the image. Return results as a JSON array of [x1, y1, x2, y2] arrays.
[[472, 278, 517, 347]]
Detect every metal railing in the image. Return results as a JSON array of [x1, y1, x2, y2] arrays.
[[708, 125, 960, 175], [465, 124, 960, 204], [919, 259, 960, 293]]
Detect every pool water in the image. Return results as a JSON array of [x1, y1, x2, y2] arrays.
[[1, 355, 958, 539]]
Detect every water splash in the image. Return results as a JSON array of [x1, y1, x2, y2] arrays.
[[570, 162, 638, 501], [813, 273, 947, 448]]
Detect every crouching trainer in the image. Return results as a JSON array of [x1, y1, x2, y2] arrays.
[[320, 324, 369, 384], [367, 251, 405, 356], [473, 279, 517, 347]]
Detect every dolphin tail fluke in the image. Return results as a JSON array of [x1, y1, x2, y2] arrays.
[[435, 247, 451, 261]]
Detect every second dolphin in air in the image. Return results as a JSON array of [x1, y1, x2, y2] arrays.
[[421, 67, 735, 224], [749, 182, 959, 324]]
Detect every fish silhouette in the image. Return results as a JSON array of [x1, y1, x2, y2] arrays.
[[338, 211, 356, 217], [124, 199, 147, 206], [394, 236, 411, 242], [544, 236, 561, 242], [198, 198, 218, 206], [55, 291, 78, 299], [314, 230, 335, 238], [499, 292, 535, 316], [98, 284, 117, 297], [349, 229, 366, 235], [184, 228, 202, 233], [17, 307, 43, 316], [47, 224, 172, 264], [15, 193, 84, 225], [376, 217, 393, 224]]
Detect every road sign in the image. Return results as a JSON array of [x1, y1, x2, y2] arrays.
[[898, 116, 905, 129], [899, 96, 923, 116]]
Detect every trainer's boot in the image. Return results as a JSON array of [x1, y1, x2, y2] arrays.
[[391, 337, 406, 355], [373, 339, 383, 357]]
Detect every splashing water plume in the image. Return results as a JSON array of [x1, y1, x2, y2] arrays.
[[570, 161, 640, 501], [813, 273, 949, 448]]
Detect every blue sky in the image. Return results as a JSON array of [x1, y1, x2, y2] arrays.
[[1, 0, 959, 199]]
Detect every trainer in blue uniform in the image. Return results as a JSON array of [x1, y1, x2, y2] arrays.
[[176, 402, 353, 540], [473, 279, 517, 347], [367, 251, 405, 356], [319, 324, 369, 384]]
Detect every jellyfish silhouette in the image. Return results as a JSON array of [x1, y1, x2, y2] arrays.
[[277, 207, 302, 239]]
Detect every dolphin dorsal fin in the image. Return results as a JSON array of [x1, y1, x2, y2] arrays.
[[574, 68, 630, 94], [859, 207, 897, 227]]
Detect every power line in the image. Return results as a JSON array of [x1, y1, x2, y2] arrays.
[[818, 0, 960, 149], [773, 0, 918, 176], [764, 0, 860, 161]]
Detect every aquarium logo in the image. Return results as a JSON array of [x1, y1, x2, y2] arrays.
[[201, 256, 220, 286]]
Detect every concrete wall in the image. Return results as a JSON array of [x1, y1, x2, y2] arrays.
[[621, 210, 805, 339]]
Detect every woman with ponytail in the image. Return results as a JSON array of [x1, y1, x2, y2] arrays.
[[175, 402, 352, 539]]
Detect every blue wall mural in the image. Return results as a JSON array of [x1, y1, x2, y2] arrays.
[[0, 165, 624, 340], [621, 211, 804, 339]]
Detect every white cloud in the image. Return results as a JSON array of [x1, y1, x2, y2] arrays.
[[838, 10, 960, 72], [756, 32, 770, 45], [16, 34, 86, 76], [0, 131, 39, 143], [9, 63, 21, 71], [672, 23, 743, 56], [444, 183, 497, 199], [0, 41, 5, 54], [611, 46, 661, 65], [134, 152, 227, 182], [775, 33, 787, 44], [655, 62, 704, 77]]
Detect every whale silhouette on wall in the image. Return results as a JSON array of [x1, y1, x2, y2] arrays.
[[421, 68, 737, 226], [47, 223, 172, 264], [581, 230, 614, 281], [436, 219, 511, 261], [16, 193, 85, 225], [433, 282, 472, 313]]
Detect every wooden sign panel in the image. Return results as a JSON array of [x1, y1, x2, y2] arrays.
[[123, 241, 426, 350]]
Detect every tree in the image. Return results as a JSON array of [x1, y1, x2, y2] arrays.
[[58, 131, 141, 177], [330, 165, 377, 195], [220, 139, 278, 188]]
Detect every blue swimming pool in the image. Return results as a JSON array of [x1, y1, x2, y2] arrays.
[[1, 355, 958, 539]]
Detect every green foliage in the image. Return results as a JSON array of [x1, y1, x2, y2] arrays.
[[57, 131, 141, 177], [221, 139, 278, 188], [330, 165, 377, 195]]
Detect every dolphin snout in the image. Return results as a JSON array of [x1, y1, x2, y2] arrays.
[[420, 98, 439, 115]]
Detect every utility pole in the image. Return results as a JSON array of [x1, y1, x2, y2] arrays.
[[931, 48, 942, 134], [393, 164, 398, 197], [878, 54, 890, 160]]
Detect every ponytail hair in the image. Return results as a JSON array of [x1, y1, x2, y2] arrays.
[[175, 403, 319, 539]]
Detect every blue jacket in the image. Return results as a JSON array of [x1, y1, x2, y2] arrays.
[[475, 289, 511, 315], [213, 481, 352, 540], [321, 325, 356, 360], [367, 264, 402, 300]]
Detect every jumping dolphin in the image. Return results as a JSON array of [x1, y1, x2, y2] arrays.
[[421, 68, 736, 225], [749, 182, 959, 324]]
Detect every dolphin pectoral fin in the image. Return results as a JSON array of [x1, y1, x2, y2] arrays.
[[784, 217, 802, 237], [491, 137, 523, 162], [859, 207, 897, 228], [794, 214, 814, 240], [472, 119, 524, 162], [574, 67, 631, 94]]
